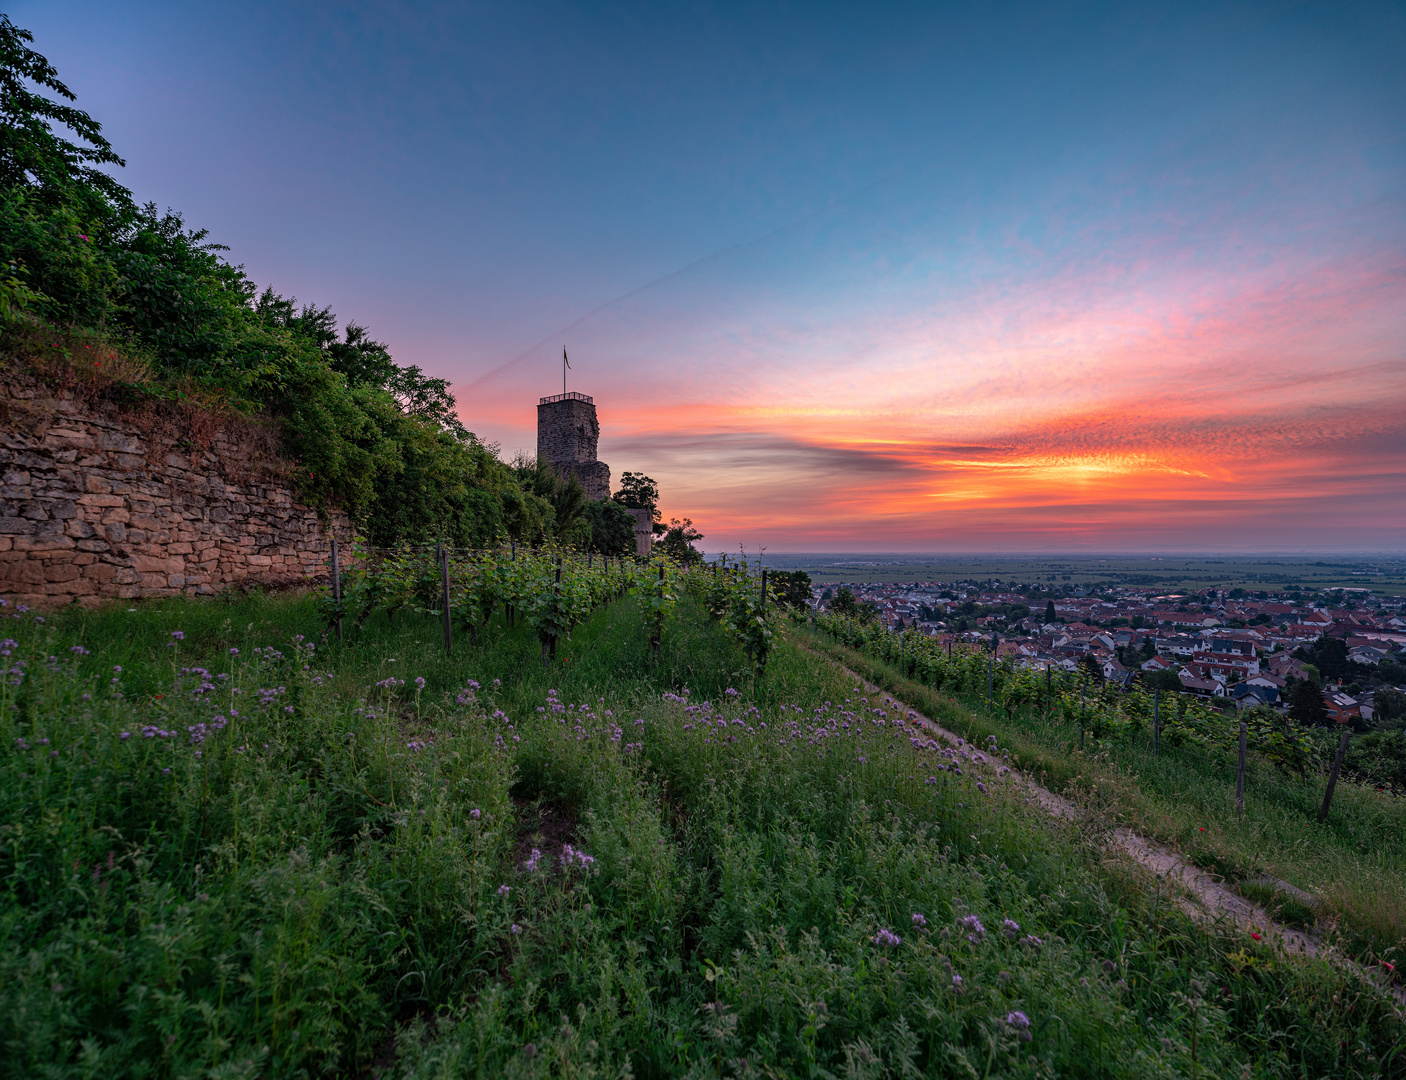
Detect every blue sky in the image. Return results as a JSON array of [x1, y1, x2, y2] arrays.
[[19, 1, 1406, 548]]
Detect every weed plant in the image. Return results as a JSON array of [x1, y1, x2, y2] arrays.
[[0, 594, 1400, 1077]]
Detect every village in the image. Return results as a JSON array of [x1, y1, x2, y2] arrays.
[[807, 579, 1406, 722]]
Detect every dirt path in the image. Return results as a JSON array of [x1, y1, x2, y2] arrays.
[[819, 655, 1404, 1008]]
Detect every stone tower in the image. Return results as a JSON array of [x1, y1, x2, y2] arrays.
[[537, 391, 610, 500]]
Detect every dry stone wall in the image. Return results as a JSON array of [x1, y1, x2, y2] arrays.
[[0, 376, 349, 608]]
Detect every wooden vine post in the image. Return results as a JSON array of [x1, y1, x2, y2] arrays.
[[653, 564, 666, 661], [506, 541, 516, 627], [440, 546, 452, 656], [330, 535, 343, 642], [551, 557, 563, 662], [1079, 682, 1085, 751], [1153, 687, 1160, 757], [987, 632, 999, 709], [1235, 717, 1247, 815], [1318, 724, 1352, 823]]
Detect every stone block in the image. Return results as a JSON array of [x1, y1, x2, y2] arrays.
[[131, 553, 179, 573], [78, 494, 125, 508], [245, 554, 273, 567], [0, 559, 45, 585], [82, 562, 116, 582], [3, 469, 30, 486], [85, 474, 112, 494], [0, 517, 34, 535], [73, 553, 96, 566], [45, 562, 81, 583], [168, 542, 193, 554], [114, 568, 141, 585], [13, 535, 74, 552], [49, 499, 77, 520], [76, 539, 110, 553], [46, 578, 95, 595], [43, 427, 90, 447], [65, 519, 95, 539]]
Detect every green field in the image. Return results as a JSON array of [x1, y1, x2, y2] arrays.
[[1, 589, 1401, 1078], [749, 553, 1406, 592]]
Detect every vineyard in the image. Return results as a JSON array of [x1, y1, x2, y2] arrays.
[[808, 610, 1406, 958], [320, 542, 787, 673], [814, 611, 1320, 775]]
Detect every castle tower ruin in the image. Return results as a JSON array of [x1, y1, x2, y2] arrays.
[[537, 391, 610, 500]]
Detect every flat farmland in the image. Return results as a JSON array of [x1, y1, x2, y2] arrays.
[[741, 552, 1406, 591]]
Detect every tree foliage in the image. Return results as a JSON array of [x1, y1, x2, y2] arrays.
[[656, 517, 703, 566], [1287, 677, 1328, 727], [769, 569, 813, 609]]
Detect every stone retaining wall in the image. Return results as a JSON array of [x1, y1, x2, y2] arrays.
[[0, 376, 349, 608]]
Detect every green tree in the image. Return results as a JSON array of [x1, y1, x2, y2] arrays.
[[0, 15, 129, 208], [1287, 678, 1328, 727], [832, 587, 858, 617], [769, 569, 813, 609], [612, 471, 661, 531], [1373, 687, 1406, 729], [1044, 600, 1057, 623], [657, 517, 703, 565], [1143, 667, 1183, 693], [583, 499, 636, 556]]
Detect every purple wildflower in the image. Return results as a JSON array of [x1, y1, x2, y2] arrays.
[[1004, 1010, 1032, 1041], [911, 912, 927, 928], [1003, 919, 1020, 940], [497, 884, 511, 896], [959, 914, 986, 943], [170, 631, 184, 640], [470, 808, 481, 819], [873, 928, 902, 947]]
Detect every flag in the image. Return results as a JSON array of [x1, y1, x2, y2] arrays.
[[563, 347, 570, 368]]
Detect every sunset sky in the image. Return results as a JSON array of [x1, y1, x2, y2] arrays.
[[24, 1, 1406, 551]]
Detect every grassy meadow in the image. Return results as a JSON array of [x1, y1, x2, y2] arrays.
[[0, 590, 1402, 1078]]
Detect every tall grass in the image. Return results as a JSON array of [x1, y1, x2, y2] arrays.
[[0, 593, 1400, 1078]]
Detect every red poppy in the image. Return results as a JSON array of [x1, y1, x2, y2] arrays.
[[1251, 932, 1262, 941], [1198, 827, 1205, 832]]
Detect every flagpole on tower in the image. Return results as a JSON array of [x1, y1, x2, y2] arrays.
[[563, 347, 570, 396]]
